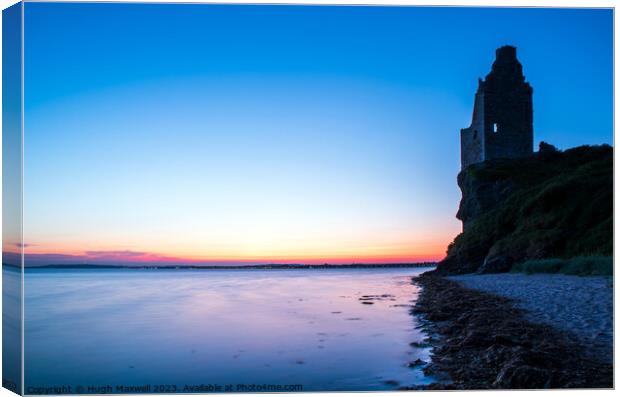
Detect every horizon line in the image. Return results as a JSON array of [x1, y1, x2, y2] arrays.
[[6, 261, 438, 269]]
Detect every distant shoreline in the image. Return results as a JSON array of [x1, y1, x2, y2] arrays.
[[6, 262, 437, 270]]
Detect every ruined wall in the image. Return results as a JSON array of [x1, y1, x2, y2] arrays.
[[460, 46, 533, 170], [460, 82, 486, 169], [482, 46, 534, 160]]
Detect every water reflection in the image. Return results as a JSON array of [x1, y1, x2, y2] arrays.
[[24, 267, 434, 392]]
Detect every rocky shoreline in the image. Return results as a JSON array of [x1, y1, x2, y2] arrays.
[[410, 272, 613, 389]]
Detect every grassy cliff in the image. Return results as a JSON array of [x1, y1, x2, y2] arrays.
[[436, 144, 613, 275]]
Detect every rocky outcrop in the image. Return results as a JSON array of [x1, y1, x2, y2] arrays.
[[437, 144, 613, 275], [410, 273, 612, 389], [456, 164, 517, 230]]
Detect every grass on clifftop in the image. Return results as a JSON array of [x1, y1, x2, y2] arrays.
[[511, 256, 613, 276], [438, 144, 613, 274]]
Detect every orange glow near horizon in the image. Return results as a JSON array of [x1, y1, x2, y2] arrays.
[[22, 249, 446, 264], [21, 232, 453, 265], [20, 216, 460, 265]]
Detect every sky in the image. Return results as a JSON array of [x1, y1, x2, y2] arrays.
[[3, 3, 23, 268], [19, 3, 613, 266]]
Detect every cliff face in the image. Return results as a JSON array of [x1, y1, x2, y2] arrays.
[[436, 144, 613, 275], [456, 167, 517, 230]]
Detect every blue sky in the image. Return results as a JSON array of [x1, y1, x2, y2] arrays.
[[22, 4, 613, 265]]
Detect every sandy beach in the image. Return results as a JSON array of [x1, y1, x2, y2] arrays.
[[449, 273, 613, 364], [412, 272, 613, 389]]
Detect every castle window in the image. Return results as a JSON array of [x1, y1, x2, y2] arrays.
[[473, 130, 478, 139], [493, 123, 498, 133]]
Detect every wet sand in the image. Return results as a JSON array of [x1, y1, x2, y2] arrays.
[[449, 273, 612, 363], [411, 272, 612, 389]]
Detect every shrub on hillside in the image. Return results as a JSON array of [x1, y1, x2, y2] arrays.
[[511, 256, 612, 276]]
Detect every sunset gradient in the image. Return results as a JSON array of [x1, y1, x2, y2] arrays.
[[21, 4, 612, 266]]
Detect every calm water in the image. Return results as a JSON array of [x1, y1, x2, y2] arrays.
[[22, 267, 434, 392]]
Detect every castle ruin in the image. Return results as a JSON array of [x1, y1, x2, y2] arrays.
[[460, 46, 534, 169]]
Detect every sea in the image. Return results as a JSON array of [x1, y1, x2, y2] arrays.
[[11, 267, 436, 393]]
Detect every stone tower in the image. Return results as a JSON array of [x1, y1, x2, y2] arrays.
[[460, 46, 534, 169]]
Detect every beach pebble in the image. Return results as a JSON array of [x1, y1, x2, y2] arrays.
[[449, 273, 613, 363]]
